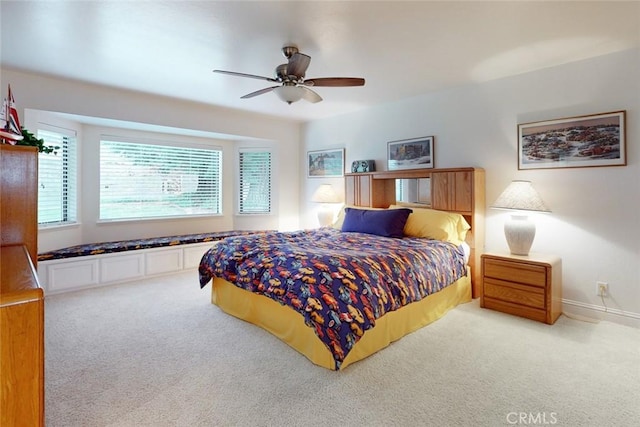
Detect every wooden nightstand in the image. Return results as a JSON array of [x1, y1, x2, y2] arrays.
[[481, 253, 562, 324]]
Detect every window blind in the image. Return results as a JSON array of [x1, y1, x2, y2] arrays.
[[37, 129, 77, 225], [238, 150, 272, 214], [100, 139, 221, 220]]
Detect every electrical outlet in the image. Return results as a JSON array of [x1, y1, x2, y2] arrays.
[[596, 281, 608, 297]]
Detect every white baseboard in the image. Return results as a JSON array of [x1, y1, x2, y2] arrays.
[[562, 298, 640, 328], [39, 242, 215, 295]]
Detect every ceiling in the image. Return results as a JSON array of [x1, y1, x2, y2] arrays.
[[1, 1, 639, 123]]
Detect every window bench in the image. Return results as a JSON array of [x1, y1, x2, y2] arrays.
[[37, 231, 264, 294]]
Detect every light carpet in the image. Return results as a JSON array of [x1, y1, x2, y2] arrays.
[[45, 270, 640, 427]]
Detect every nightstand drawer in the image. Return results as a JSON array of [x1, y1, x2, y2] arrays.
[[484, 278, 545, 309], [483, 258, 547, 287], [482, 298, 547, 323]]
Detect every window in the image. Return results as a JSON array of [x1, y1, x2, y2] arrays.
[[238, 149, 272, 214], [395, 178, 404, 203], [100, 139, 221, 220], [38, 128, 78, 226], [395, 178, 431, 205]]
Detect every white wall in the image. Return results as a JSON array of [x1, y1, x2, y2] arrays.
[[302, 49, 640, 326], [2, 68, 302, 251]]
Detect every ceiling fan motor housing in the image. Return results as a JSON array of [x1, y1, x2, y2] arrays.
[[275, 63, 289, 82]]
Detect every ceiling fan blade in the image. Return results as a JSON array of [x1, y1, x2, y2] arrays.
[[304, 77, 365, 87], [241, 86, 279, 99], [287, 53, 311, 78], [213, 70, 278, 82], [301, 86, 322, 103]]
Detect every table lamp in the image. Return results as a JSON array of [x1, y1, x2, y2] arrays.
[[311, 184, 341, 226], [491, 180, 550, 256]]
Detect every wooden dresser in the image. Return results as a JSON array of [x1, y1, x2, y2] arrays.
[[1, 144, 44, 426], [1, 145, 39, 267], [1, 245, 44, 426], [481, 253, 562, 324]]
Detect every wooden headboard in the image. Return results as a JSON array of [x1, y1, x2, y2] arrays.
[[344, 167, 485, 298]]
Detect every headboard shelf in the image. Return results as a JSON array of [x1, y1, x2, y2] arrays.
[[369, 166, 477, 180], [344, 167, 485, 298]]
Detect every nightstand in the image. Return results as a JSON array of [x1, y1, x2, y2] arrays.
[[481, 253, 562, 324]]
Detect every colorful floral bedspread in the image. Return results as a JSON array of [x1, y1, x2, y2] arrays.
[[198, 228, 467, 370]]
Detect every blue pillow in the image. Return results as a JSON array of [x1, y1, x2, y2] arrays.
[[341, 208, 412, 238]]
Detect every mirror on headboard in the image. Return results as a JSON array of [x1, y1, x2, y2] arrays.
[[395, 178, 431, 206]]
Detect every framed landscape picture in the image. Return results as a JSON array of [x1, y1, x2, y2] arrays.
[[518, 111, 626, 170], [387, 136, 434, 171], [307, 148, 344, 177]]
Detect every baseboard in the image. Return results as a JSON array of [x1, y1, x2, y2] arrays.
[[562, 298, 640, 328], [39, 242, 214, 295]]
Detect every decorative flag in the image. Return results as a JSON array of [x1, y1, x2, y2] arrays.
[[7, 85, 22, 134], [0, 84, 24, 143]]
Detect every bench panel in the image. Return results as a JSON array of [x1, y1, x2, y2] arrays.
[[183, 243, 215, 269], [146, 248, 183, 276], [47, 259, 99, 292], [101, 253, 145, 284]]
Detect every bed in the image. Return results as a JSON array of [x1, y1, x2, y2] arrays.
[[199, 202, 477, 371]]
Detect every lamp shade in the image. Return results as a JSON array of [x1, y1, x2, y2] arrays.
[[311, 184, 341, 204], [491, 180, 550, 213], [274, 85, 304, 104]]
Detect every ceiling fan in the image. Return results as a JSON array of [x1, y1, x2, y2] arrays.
[[213, 45, 365, 104]]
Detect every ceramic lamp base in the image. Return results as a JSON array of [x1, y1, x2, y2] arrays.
[[317, 207, 335, 227], [504, 214, 535, 256]]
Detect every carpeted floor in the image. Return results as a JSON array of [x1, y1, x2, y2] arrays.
[[45, 270, 640, 427]]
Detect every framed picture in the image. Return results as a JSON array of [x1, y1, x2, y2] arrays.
[[307, 148, 345, 178], [387, 136, 434, 171], [518, 111, 626, 170]]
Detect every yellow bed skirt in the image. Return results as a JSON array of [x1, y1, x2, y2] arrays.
[[211, 272, 471, 370]]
